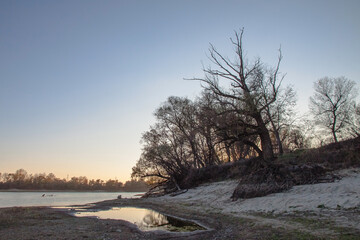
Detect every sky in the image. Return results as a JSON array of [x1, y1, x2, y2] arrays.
[[1, 0, 359, 182]]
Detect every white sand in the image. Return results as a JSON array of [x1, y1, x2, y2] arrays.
[[158, 168, 360, 214]]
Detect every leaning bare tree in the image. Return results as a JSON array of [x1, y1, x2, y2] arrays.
[[309, 76, 357, 143], [190, 29, 284, 161]]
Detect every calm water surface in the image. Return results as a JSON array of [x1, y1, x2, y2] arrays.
[[0, 192, 143, 208], [73, 207, 206, 232]]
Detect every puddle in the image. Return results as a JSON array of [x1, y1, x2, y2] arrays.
[[72, 207, 206, 232]]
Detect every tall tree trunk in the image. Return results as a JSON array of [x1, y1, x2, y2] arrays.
[[255, 113, 274, 161], [332, 130, 338, 143], [259, 132, 274, 161], [269, 118, 284, 155], [331, 113, 338, 143], [274, 130, 284, 155], [225, 142, 231, 162], [332, 114, 338, 143]]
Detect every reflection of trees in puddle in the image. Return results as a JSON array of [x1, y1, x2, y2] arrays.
[[138, 211, 169, 229], [137, 211, 205, 232], [73, 207, 205, 232]]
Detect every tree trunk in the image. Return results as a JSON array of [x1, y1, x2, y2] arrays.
[[332, 130, 338, 143], [260, 133, 274, 161], [269, 118, 283, 155], [255, 113, 274, 161], [274, 130, 284, 155], [332, 111, 338, 143], [225, 142, 231, 162]]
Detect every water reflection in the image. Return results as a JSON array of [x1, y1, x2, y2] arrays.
[[73, 207, 205, 232]]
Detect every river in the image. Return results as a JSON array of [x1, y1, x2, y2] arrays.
[[0, 191, 143, 208]]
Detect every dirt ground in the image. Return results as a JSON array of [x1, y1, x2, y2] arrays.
[[0, 197, 359, 240]]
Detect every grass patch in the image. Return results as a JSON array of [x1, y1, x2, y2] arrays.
[[250, 211, 360, 240], [269, 230, 321, 240], [292, 216, 332, 229], [0, 207, 62, 229], [279, 213, 360, 239]]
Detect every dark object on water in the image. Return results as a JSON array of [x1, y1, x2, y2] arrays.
[[42, 194, 54, 197], [117, 195, 122, 199]]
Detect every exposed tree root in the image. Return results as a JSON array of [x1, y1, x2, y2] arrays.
[[231, 160, 334, 200]]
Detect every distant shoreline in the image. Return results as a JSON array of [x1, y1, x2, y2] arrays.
[[0, 189, 142, 193]]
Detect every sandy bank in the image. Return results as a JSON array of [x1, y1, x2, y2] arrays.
[[157, 168, 360, 214]]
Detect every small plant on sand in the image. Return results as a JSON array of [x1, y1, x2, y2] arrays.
[[317, 204, 326, 209]]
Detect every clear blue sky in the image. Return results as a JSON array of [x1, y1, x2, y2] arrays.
[[1, 0, 359, 182]]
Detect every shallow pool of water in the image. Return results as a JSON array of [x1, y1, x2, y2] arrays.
[[73, 207, 206, 232]]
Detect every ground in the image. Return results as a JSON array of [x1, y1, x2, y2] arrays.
[[0, 168, 359, 239]]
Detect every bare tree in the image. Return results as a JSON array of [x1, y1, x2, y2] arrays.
[[132, 95, 231, 186], [194, 93, 223, 165], [190, 29, 284, 161], [347, 103, 360, 137], [309, 76, 357, 143], [132, 96, 213, 188], [264, 86, 297, 154], [281, 126, 310, 151]]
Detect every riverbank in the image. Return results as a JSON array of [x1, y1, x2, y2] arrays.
[[0, 168, 359, 239], [0, 189, 141, 192]]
